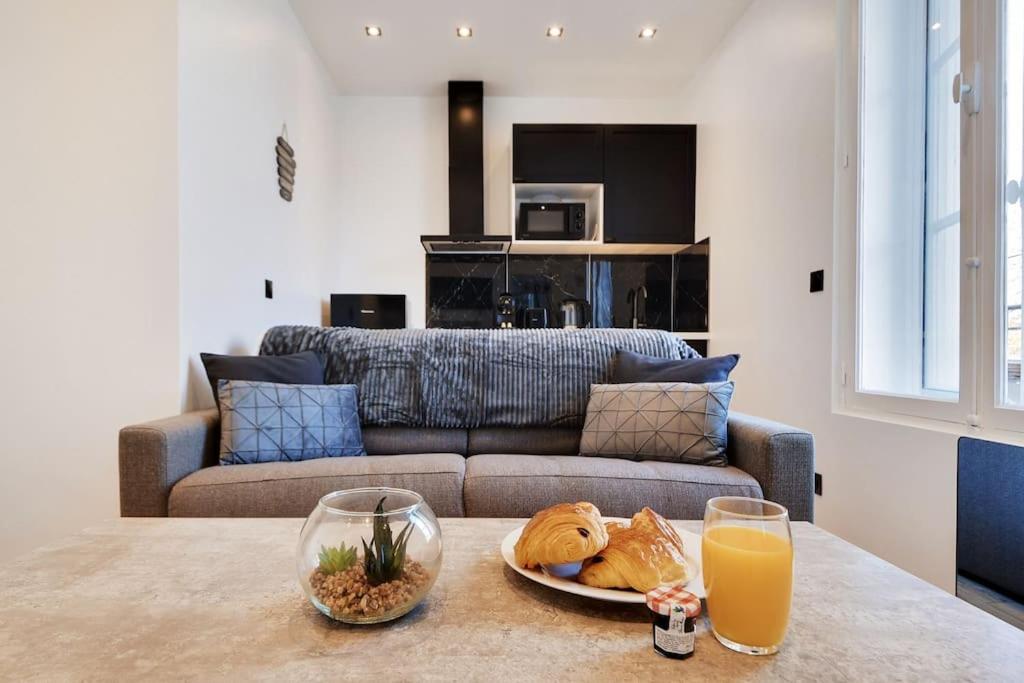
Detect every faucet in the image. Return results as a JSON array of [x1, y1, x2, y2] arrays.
[[627, 285, 648, 329]]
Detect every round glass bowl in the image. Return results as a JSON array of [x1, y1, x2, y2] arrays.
[[297, 487, 442, 624]]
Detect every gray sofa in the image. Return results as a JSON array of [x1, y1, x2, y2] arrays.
[[119, 327, 815, 521]]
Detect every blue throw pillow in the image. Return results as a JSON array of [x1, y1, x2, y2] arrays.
[[611, 350, 740, 384], [218, 380, 365, 465]]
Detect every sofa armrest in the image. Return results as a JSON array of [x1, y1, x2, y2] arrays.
[[727, 412, 815, 522], [119, 409, 220, 516]]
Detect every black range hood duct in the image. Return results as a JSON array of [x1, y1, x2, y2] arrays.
[[421, 81, 510, 254]]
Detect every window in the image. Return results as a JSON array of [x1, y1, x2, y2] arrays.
[[1000, 0, 1024, 408], [837, 0, 1024, 430], [856, 0, 960, 402], [923, 0, 961, 395]]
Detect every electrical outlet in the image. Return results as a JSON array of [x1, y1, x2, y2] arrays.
[[810, 270, 825, 293], [265, 279, 273, 299], [814, 472, 823, 496]]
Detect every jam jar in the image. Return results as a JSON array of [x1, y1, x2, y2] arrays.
[[646, 585, 702, 660]]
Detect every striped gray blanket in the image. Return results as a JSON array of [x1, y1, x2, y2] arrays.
[[259, 326, 699, 428]]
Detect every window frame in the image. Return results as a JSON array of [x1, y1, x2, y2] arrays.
[[838, 0, 1024, 434], [835, 0, 975, 426], [977, 0, 1024, 431]]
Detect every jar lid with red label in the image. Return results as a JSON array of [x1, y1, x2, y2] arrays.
[[646, 585, 702, 617]]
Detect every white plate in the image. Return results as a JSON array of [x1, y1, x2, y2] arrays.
[[500, 520, 704, 603]]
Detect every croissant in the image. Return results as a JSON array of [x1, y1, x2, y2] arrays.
[[630, 507, 686, 557], [604, 520, 629, 535], [514, 502, 609, 568], [577, 507, 688, 592]]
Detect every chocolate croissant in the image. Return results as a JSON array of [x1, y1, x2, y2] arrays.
[[514, 502, 609, 568], [577, 507, 688, 592]]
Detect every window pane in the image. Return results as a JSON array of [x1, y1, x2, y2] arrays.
[[924, 0, 961, 393], [858, 0, 960, 399], [1001, 0, 1024, 407]]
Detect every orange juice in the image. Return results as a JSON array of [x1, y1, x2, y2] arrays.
[[702, 525, 793, 648]]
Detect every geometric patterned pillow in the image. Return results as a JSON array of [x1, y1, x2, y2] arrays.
[[218, 380, 365, 465], [579, 382, 733, 466]]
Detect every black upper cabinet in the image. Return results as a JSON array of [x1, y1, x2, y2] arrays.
[[512, 123, 697, 245], [512, 124, 604, 183], [603, 125, 696, 244]]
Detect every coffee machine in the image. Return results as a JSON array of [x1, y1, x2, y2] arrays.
[[496, 293, 516, 329]]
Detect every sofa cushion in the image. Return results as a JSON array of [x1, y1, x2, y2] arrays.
[[362, 428, 467, 456], [463, 453, 761, 519], [200, 350, 324, 409], [168, 453, 466, 517], [611, 350, 740, 383], [468, 428, 581, 456], [218, 381, 365, 464], [579, 382, 734, 466]]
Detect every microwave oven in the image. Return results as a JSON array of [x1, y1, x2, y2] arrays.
[[516, 202, 586, 241]]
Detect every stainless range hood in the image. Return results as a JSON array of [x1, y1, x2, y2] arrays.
[[420, 234, 510, 254], [420, 81, 510, 255]]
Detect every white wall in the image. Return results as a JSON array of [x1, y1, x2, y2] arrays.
[[0, 0, 180, 562], [328, 95, 681, 328], [679, 0, 960, 591], [179, 0, 337, 409], [329, 96, 448, 331]]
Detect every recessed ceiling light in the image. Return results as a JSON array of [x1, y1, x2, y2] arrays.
[[456, 26, 473, 38], [639, 27, 657, 39], [546, 26, 564, 38], [930, 21, 942, 31], [365, 25, 382, 38]]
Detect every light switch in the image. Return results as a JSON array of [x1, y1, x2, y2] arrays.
[[810, 270, 824, 293]]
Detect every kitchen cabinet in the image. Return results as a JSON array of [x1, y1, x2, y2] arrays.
[[603, 125, 696, 244], [512, 124, 604, 183]]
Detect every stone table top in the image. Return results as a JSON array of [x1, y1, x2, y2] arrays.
[[1, 518, 1022, 681]]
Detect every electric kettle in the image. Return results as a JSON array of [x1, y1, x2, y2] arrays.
[[559, 298, 590, 330]]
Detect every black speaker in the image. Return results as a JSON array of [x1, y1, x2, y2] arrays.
[[330, 294, 406, 329]]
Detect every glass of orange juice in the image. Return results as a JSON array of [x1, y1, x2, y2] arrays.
[[702, 496, 793, 655]]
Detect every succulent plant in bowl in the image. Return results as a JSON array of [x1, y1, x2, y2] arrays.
[[318, 542, 358, 575], [296, 488, 442, 624], [362, 498, 415, 585]]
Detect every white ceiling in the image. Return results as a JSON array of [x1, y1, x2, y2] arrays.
[[289, 0, 753, 97]]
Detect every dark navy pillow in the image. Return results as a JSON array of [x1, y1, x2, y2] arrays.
[[611, 350, 740, 384], [218, 380, 365, 465], [201, 350, 324, 409]]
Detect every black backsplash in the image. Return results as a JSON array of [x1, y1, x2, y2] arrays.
[[508, 255, 588, 328], [426, 255, 507, 329], [425, 240, 709, 331], [674, 240, 709, 331], [590, 255, 672, 330]]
